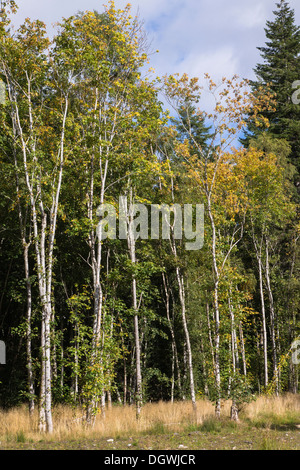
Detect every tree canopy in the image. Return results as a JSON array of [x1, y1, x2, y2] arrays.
[[0, 1, 299, 432]]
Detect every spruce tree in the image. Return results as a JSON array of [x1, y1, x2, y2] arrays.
[[172, 103, 212, 158], [244, 0, 300, 179]]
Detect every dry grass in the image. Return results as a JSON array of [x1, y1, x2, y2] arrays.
[[244, 393, 300, 419], [0, 400, 213, 442], [0, 394, 299, 443], [242, 393, 300, 429]]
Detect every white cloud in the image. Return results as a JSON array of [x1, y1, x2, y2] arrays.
[[7, 0, 300, 123], [9, 0, 300, 88], [233, 3, 266, 29], [176, 47, 238, 82]]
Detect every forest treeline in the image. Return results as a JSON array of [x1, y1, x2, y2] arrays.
[[0, 0, 299, 432]]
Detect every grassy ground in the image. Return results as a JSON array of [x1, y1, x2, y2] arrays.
[[0, 394, 299, 450]]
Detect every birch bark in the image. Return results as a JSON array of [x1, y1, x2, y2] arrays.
[[265, 237, 279, 395], [4, 67, 69, 432], [252, 227, 268, 389], [127, 190, 143, 420]]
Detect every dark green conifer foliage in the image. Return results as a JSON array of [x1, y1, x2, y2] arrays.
[[244, 1, 300, 179], [172, 103, 212, 158]]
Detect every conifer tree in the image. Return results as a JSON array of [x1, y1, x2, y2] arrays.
[[244, 0, 300, 179], [172, 103, 211, 158]]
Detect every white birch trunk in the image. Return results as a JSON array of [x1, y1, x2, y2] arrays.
[[85, 149, 108, 424], [8, 73, 68, 432], [162, 272, 182, 400], [253, 233, 269, 390], [169, 234, 197, 417], [207, 197, 221, 418], [259, 255, 268, 388], [229, 293, 239, 421], [265, 237, 279, 395], [24, 242, 35, 415], [127, 190, 142, 419], [14, 154, 35, 414], [239, 321, 247, 377]]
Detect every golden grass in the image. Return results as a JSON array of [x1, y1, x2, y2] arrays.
[[0, 394, 299, 442], [242, 393, 300, 430], [244, 393, 300, 420]]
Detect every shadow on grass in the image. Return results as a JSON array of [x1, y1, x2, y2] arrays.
[[250, 413, 300, 432], [185, 417, 238, 434], [270, 423, 300, 431], [142, 422, 166, 436]]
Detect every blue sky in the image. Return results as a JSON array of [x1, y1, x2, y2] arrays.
[[10, 0, 300, 114], [11, 0, 300, 80]]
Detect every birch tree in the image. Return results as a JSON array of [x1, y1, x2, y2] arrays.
[[0, 13, 74, 432], [163, 73, 275, 417], [56, 3, 163, 422], [246, 154, 296, 394]]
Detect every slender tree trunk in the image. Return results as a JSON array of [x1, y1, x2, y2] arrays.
[[5, 53, 69, 433], [175, 265, 197, 417], [229, 293, 239, 421], [129, 348, 135, 405], [85, 152, 108, 424], [13, 110, 35, 415], [287, 234, 299, 393], [206, 303, 216, 373], [101, 392, 106, 419], [133, 309, 142, 419], [21, 223, 35, 414], [258, 252, 268, 389], [41, 99, 68, 434], [44, 305, 53, 433], [265, 237, 279, 395], [170, 287, 183, 398], [106, 314, 114, 410], [126, 190, 142, 419], [121, 326, 127, 405], [73, 323, 79, 401], [252, 227, 268, 390], [168, 217, 196, 415], [207, 197, 221, 418], [25, 256, 35, 415], [167, 161, 195, 408], [239, 322, 247, 377], [229, 295, 239, 372], [60, 319, 64, 395], [107, 389, 112, 409], [162, 272, 182, 401], [199, 318, 209, 397], [123, 359, 127, 405], [39, 319, 46, 433], [230, 399, 239, 422]]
